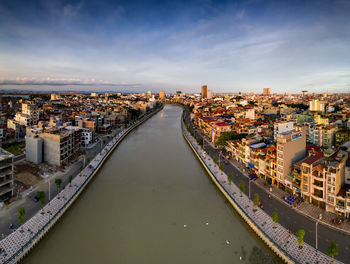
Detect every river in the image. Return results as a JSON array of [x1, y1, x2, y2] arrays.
[[22, 105, 279, 264]]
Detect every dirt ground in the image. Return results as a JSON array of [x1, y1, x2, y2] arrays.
[[14, 162, 42, 187]]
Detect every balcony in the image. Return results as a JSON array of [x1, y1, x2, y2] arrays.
[[313, 180, 323, 189]]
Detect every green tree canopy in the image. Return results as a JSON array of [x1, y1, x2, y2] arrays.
[[217, 131, 248, 146], [296, 229, 305, 248], [326, 241, 338, 260], [253, 193, 260, 209], [219, 163, 224, 171], [227, 173, 233, 184], [272, 212, 278, 224], [18, 207, 26, 225], [37, 191, 46, 209], [238, 181, 245, 196]]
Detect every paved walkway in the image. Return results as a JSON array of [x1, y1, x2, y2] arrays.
[[183, 124, 341, 264], [0, 109, 160, 264]]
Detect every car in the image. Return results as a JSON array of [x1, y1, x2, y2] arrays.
[[32, 195, 40, 203]]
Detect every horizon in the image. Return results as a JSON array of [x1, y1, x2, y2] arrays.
[[1, 0, 350, 93]]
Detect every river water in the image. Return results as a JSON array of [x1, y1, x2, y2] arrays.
[[22, 105, 279, 264]]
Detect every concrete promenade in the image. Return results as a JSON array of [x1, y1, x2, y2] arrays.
[[182, 122, 341, 264], [0, 107, 162, 264]]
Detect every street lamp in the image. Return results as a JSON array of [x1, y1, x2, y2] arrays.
[[48, 179, 51, 205], [249, 179, 252, 200]]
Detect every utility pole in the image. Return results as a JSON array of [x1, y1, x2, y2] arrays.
[[316, 220, 319, 250]]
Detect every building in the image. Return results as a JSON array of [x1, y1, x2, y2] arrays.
[[263, 88, 271, 96], [159, 91, 165, 99], [274, 121, 294, 141], [314, 115, 329, 125], [335, 129, 350, 146], [26, 126, 82, 166], [325, 150, 348, 214], [81, 128, 93, 147], [14, 102, 39, 126], [201, 85, 207, 99], [25, 135, 43, 164], [309, 99, 326, 112], [0, 148, 14, 202], [147, 91, 152, 96], [276, 129, 306, 186], [207, 90, 213, 99], [50, 93, 61, 100]]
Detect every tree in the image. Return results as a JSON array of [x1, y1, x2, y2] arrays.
[[93, 151, 97, 157], [213, 157, 218, 164], [37, 191, 46, 214], [87, 157, 91, 163], [296, 229, 305, 249], [227, 173, 233, 185], [69, 175, 73, 187], [272, 212, 278, 228], [253, 193, 259, 211], [219, 163, 224, 171], [18, 207, 26, 232], [238, 181, 245, 197], [217, 131, 248, 146], [326, 241, 338, 264], [55, 178, 63, 199]]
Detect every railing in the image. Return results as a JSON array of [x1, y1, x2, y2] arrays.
[[181, 114, 340, 264], [1, 107, 162, 264]]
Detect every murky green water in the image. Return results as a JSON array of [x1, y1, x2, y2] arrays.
[[22, 105, 278, 264]]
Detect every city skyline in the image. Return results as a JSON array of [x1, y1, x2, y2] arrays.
[[1, 0, 350, 93]]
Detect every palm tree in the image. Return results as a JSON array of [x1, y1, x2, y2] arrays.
[[18, 207, 26, 232], [326, 241, 338, 264], [296, 229, 305, 249], [238, 181, 245, 197], [37, 191, 46, 214], [55, 178, 62, 199], [227, 173, 233, 185], [272, 212, 278, 228], [69, 175, 73, 187], [253, 193, 259, 211]]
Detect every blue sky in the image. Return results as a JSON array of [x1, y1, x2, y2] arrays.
[[0, 0, 349, 93]]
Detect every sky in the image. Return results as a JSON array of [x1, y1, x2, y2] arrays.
[[0, 0, 350, 93]]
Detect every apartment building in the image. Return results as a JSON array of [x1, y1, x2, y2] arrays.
[[14, 102, 39, 126], [325, 150, 348, 213], [274, 121, 294, 141], [292, 155, 323, 203], [26, 126, 82, 166], [335, 129, 350, 146], [0, 148, 14, 202], [309, 99, 326, 112], [276, 128, 306, 187]]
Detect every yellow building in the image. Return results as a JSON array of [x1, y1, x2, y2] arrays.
[[314, 114, 329, 125]]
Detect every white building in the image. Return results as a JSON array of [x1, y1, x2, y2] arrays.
[[245, 108, 255, 120], [14, 102, 39, 126], [81, 128, 93, 146], [274, 121, 294, 141]]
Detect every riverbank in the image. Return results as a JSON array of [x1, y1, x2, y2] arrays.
[[182, 118, 341, 264], [0, 106, 162, 264]]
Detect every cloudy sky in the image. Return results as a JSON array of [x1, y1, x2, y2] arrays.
[[0, 0, 350, 93]]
